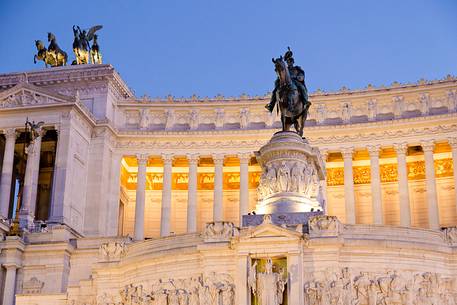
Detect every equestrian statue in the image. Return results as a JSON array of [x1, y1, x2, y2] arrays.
[[266, 47, 311, 137], [33, 33, 68, 67]]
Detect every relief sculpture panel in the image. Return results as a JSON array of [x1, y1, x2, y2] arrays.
[[304, 267, 457, 305], [96, 272, 235, 305]]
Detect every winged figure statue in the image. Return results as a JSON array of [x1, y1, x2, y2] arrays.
[[72, 25, 103, 64]]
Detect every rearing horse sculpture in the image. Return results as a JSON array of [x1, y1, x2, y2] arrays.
[[272, 56, 309, 137]]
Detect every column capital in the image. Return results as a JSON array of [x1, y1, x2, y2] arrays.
[[3, 128, 17, 140], [237, 152, 251, 164], [421, 141, 435, 153], [2, 264, 18, 271], [136, 153, 149, 165], [393, 142, 409, 155], [186, 153, 200, 166], [448, 137, 457, 149], [341, 147, 354, 159], [212, 153, 225, 165], [161, 153, 174, 164], [367, 145, 381, 156]]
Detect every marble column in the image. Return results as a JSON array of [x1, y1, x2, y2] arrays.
[[160, 153, 173, 237], [394, 143, 411, 227], [134, 154, 148, 240], [186, 154, 199, 233], [368, 145, 383, 225], [422, 141, 440, 230], [106, 152, 123, 236], [49, 120, 71, 224], [212, 154, 224, 222], [2, 265, 17, 305], [449, 138, 457, 216], [238, 153, 250, 226], [20, 128, 44, 228], [342, 147, 356, 224], [0, 128, 16, 218]]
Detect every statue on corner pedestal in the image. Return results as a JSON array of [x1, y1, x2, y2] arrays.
[[265, 47, 311, 136]]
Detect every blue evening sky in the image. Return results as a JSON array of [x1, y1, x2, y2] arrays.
[[0, 0, 456, 98]]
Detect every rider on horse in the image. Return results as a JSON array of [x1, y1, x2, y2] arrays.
[[266, 47, 309, 113]]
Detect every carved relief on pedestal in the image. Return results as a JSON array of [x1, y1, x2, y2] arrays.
[[22, 277, 44, 294], [96, 273, 235, 305], [202, 221, 239, 242], [99, 241, 128, 262], [308, 215, 339, 235], [255, 132, 325, 214], [304, 267, 457, 305], [257, 160, 320, 200]]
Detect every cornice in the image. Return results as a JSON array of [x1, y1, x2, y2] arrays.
[[0, 64, 133, 99], [119, 75, 457, 104]]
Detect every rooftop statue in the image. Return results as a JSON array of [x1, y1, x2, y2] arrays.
[[33, 33, 68, 67], [72, 25, 103, 65], [266, 47, 311, 137]]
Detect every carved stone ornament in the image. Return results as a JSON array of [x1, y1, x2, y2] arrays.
[[304, 267, 457, 305], [202, 221, 239, 242], [308, 215, 339, 234], [95, 272, 235, 305], [255, 131, 326, 214], [22, 277, 44, 294], [99, 241, 128, 261], [442, 227, 457, 244]]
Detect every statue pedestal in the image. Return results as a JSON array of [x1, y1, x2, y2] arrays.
[[254, 131, 325, 214]]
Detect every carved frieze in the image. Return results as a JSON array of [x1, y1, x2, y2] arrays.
[[304, 268, 457, 305], [96, 272, 235, 305]]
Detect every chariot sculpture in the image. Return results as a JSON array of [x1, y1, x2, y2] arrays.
[[34, 25, 103, 68]]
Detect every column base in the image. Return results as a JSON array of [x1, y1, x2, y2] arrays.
[[18, 210, 34, 230]]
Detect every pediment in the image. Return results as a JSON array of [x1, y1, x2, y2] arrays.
[[239, 223, 304, 241], [0, 82, 74, 109]]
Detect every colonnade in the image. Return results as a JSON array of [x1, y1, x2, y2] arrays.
[[130, 153, 252, 239], [334, 139, 457, 229], [0, 127, 50, 228]]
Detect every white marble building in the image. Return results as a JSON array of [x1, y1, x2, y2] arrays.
[[0, 64, 456, 304]]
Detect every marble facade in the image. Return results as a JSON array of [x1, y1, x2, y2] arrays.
[[0, 65, 456, 304]]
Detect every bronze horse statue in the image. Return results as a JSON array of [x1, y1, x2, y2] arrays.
[[272, 56, 309, 136], [34, 33, 67, 67], [47, 33, 67, 66]]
